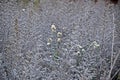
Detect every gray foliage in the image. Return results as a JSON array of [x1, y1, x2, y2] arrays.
[[0, 0, 120, 80]]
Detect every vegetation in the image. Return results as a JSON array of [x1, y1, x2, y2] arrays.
[[0, 0, 120, 80]]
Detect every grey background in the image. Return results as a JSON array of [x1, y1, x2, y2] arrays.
[[0, 0, 120, 80]]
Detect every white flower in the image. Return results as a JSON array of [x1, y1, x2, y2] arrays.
[[47, 38, 52, 45], [57, 32, 62, 37], [22, 9, 25, 11], [76, 51, 80, 54], [47, 42, 51, 45], [92, 41, 97, 45], [74, 51, 81, 56], [48, 38, 52, 42], [57, 38, 61, 42], [51, 24, 56, 32], [78, 45, 82, 48], [93, 41, 100, 48], [82, 49, 85, 52]]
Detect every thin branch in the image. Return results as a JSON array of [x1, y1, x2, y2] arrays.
[[108, 9, 116, 80], [112, 50, 120, 71], [111, 68, 120, 80], [109, 50, 120, 80]]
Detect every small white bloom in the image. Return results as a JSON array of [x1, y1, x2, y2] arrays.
[[63, 27, 66, 30], [82, 49, 85, 52], [22, 9, 25, 11], [78, 45, 82, 48], [93, 41, 100, 48], [47, 38, 52, 45], [57, 38, 61, 42], [47, 42, 51, 45], [76, 51, 80, 54], [96, 44, 100, 47], [51, 24, 56, 32], [57, 32, 62, 37], [92, 41, 97, 45], [48, 38, 52, 42]]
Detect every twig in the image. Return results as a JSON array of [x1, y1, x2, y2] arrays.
[[107, 9, 116, 80], [109, 50, 120, 79], [111, 68, 120, 80]]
